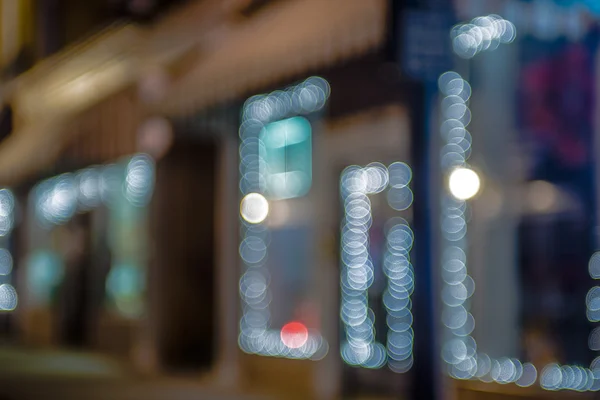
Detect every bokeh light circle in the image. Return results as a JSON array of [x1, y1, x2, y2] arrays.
[[0, 284, 17, 311], [240, 193, 269, 224], [448, 167, 481, 200], [281, 321, 309, 349]]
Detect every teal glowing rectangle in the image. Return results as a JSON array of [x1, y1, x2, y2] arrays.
[[259, 116, 312, 199]]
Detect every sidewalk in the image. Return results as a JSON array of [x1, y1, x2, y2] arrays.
[[0, 347, 273, 400]]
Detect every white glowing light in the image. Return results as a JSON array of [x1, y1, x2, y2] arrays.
[[448, 168, 480, 200], [240, 193, 269, 224]]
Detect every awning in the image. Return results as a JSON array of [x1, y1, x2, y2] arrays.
[[0, 0, 243, 187], [0, 0, 387, 187], [158, 0, 388, 115]]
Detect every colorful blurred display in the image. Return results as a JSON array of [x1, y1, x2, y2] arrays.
[[3, 1, 600, 399]]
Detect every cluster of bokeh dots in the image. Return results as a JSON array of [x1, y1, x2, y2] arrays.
[[240, 193, 269, 224], [540, 362, 600, 391], [0, 189, 15, 238], [585, 252, 600, 391], [438, 54, 540, 386], [438, 71, 473, 172], [339, 162, 414, 371], [239, 76, 329, 199], [451, 15, 516, 59], [34, 154, 155, 228], [483, 356, 538, 387], [438, 73, 538, 382], [340, 164, 386, 368], [238, 77, 330, 360], [439, 198, 482, 381], [31, 155, 155, 317], [124, 154, 155, 207], [239, 324, 328, 360], [0, 189, 17, 312], [384, 217, 415, 373], [242, 76, 329, 126], [587, 286, 600, 323], [440, 15, 600, 391]]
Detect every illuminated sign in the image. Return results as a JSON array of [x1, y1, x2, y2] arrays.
[[238, 76, 330, 360], [260, 116, 312, 200], [339, 162, 415, 372]]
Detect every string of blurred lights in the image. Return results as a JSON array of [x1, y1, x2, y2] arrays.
[[451, 15, 516, 59], [438, 69, 483, 382], [34, 154, 155, 227], [339, 162, 415, 372], [32, 153, 155, 317], [457, 0, 595, 42], [441, 13, 600, 391], [238, 77, 330, 360], [439, 69, 540, 386], [587, 239, 600, 390], [0, 189, 17, 312]]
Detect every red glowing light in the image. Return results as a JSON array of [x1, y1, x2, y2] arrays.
[[280, 321, 309, 349]]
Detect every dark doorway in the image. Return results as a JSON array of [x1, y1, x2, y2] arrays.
[[151, 139, 216, 371], [55, 213, 93, 348]]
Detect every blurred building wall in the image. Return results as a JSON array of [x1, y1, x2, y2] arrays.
[[149, 139, 217, 371], [470, 41, 521, 359], [63, 89, 141, 166], [0, 0, 34, 70], [0, 1, 404, 397]]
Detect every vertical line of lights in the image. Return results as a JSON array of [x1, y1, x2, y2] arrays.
[[339, 162, 414, 372], [0, 189, 17, 312], [237, 77, 330, 360], [439, 69, 537, 385], [440, 15, 532, 386], [440, 14, 600, 391], [438, 69, 484, 382], [586, 251, 600, 389], [384, 162, 415, 373], [588, 253, 600, 345]]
